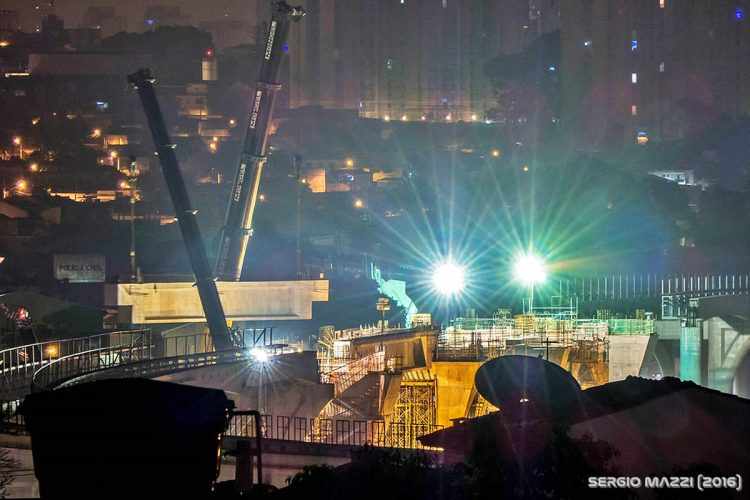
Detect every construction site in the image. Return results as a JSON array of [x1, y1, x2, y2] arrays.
[[310, 299, 655, 447]]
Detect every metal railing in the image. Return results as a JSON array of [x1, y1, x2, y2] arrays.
[[321, 351, 385, 397], [0, 330, 150, 399], [226, 412, 442, 450]]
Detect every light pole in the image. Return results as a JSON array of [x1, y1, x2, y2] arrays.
[[251, 348, 270, 414], [12, 137, 22, 159], [512, 253, 546, 315], [432, 259, 467, 324]]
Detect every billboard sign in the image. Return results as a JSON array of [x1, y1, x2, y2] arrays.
[[54, 254, 106, 283]]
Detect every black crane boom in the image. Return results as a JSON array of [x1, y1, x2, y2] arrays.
[[215, 1, 305, 281], [128, 69, 232, 351]]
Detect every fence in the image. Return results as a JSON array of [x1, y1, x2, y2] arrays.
[[226, 412, 442, 450]]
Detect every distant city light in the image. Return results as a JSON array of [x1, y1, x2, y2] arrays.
[[421, 115, 426, 121], [282, 42, 289, 53], [631, 39, 638, 51], [637, 131, 649, 145], [432, 260, 466, 297], [12, 137, 21, 146], [229, 118, 236, 126], [345, 158, 355, 167], [120, 181, 130, 189], [383, 115, 391, 122], [445, 113, 452, 121], [401, 114, 408, 121], [91, 128, 102, 138], [209, 142, 218, 153], [0, 41, 10, 48], [110, 150, 118, 159], [205, 48, 213, 57], [523, 165, 529, 172], [491, 149, 501, 158], [15, 179, 27, 191], [259, 193, 266, 202], [29, 163, 39, 172], [736, 7, 745, 20], [354, 198, 364, 209], [584, 40, 592, 47], [512, 254, 546, 287], [471, 114, 478, 121], [548, 65, 556, 71], [31, 117, 40, 125]]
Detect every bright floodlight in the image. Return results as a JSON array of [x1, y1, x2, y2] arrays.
[[432, 261, 466, 296], [513, 254, 546, 286], [251, 348, 270, 363]]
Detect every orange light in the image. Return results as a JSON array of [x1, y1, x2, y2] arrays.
[[15, 179, 27, 190], [209, 142, 218, 152], [12, 136, 21, 146], [120, 181, 130, 189], [0, 41, 10, 48], [91, 128, 102, 138], [110, 150, 118, 159], [45, 344, 59, 358], [345, 158, 354, 168], [31, 117, 40, 125], [354, 198, 364, 209], [29, 163, 39, 172]]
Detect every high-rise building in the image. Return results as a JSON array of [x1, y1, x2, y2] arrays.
[[561, 0, 750, 149], [286, 0, 559, 121], [82, 6, 127, 37], [0, 9, 21, 33], [144, 6, 191, 30]]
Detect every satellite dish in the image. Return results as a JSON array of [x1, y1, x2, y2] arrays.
[[475, 355, 581, 416]]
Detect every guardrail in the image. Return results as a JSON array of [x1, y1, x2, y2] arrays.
[[227, 412, 442, 450]]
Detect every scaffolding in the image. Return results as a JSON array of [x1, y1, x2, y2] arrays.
[[389, 380, 437, 448]]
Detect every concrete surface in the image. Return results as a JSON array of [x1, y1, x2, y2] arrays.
[[105, 280, 329, 324]]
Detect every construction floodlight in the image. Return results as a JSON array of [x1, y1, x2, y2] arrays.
[[432, 261, 466, 297], [513, 254, 547, 286]]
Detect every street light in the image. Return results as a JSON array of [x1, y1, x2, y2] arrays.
[[432, 260, 466, 297], [251, 348, 270, 364], [512, 253, 546, 313], [12, 136, 22, 159]]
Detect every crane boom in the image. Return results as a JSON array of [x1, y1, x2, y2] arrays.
[[215, 1, 305, 281], [128, 69, 233, 351]]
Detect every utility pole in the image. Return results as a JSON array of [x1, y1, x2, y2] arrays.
[[129, 157, 138, 282]]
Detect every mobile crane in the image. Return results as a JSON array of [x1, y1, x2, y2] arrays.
[[128, 2, 303, 349], [128, 69, 233, 351], [215, 1, 305, 281]]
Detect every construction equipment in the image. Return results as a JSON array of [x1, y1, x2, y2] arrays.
[[128, 69, 233, 351], [215, 1, 305, 281]]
